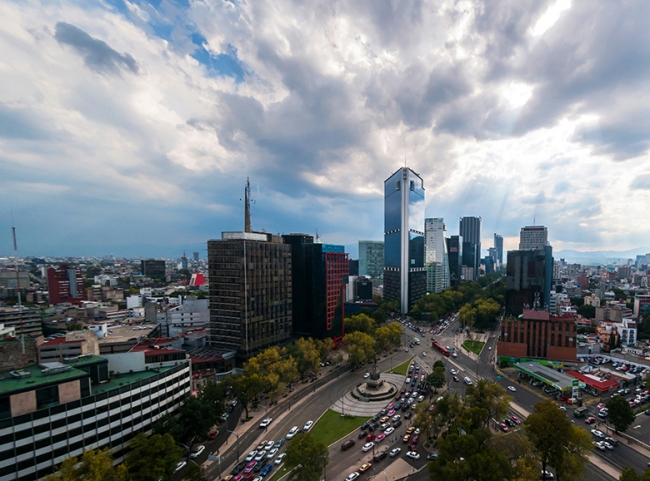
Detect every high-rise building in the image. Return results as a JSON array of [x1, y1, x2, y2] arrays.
[[505, 245, 554, 315], [384, 167, 426, 313], [348, 259, 359, 276], [140, 259, 166, 279], [283, 234, 348, 340], [459, 217, 481, 279], [47, 265, 86, 305], [359, 241, 384, 278], [208, 231, 292, 361], [193, 251, 200, 262], [519, 226, 548, 250], [494, 233, 503, 266], [446, 235, 463, 288], [425, 218, 450, 293]]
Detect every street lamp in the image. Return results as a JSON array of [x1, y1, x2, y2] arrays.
[[227, 430, 240, 463]]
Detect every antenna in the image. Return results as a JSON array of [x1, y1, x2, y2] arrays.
[[244, 177, 255, 233]]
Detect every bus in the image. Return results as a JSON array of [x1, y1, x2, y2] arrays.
[[431, 340, 450, 357]]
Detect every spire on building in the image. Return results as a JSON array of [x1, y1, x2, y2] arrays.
[[244, 177, 252, 233]]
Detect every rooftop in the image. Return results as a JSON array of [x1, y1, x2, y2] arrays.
[[513, 362, 576, 390], [0, 363, 88, 396], [91, 365, 177, 395], [99, 324, 156, 344]]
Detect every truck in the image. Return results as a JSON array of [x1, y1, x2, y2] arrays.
[[574, 406, 588, 418]]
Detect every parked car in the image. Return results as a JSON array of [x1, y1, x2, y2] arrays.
[[341, 440, 356, 451], [190, 445, 205, 459], [389, 448, 401, 457]]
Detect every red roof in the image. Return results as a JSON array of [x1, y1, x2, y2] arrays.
[[566, 370, 619, 391]]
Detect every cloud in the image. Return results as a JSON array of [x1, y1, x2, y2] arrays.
[[54, 22, 139, 75], [631, 175, 650, 190]]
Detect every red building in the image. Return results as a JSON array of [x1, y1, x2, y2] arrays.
[[47, 264, 86, 305], [325, 251, 349, 332]]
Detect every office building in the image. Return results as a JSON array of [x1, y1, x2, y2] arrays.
[[348, 259, 359, 276], [193, 252, 199, 262], [208, 231, 292, 360], [0, 306, 43, 338], [505, 246, 554, 315], [47, 265, 86, 305], [383, 167, 426, 313], [497, 309, 577, 362], [446, 235, 463, 288], [283, 235, 348, 340], [459, 217, 482, 279], [519, 226, 548, 250], [424, 218, 450, 293], [359, 241, 384, 279], [494, 234, 503, 265], [140, 259, 166, 279]]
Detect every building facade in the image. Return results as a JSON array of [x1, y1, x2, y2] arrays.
[[459, 217, 481, 279], [494, 234, 503, 266], [497, 309, 577, 361], [519, 226, 548, 250], [140, 259, 166, 279], [505, 246, 553, 315], [358, 241, 384, 279], [424, 218, 450, 293], [208, 232, 292, 361], [47, 266, 85, 305], [0, 307, 42, 338], [383, 167, 426, 313], [446, 235, 463, 288]]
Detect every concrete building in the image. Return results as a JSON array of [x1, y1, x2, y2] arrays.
[[633, 294, 650, 318], [164, 296, 209, 337], [505, 246, 553, 316], [519, 226, 549, 250], [47, 265, 85, 305], [383, 168, 426, 313], [584, 295, 601, 307], [38, 331, 100, 363], [358, 241, 384, 279], [140, 259, 166, 279], [424, 218, 450, 293], [459, 217, 481, 280], [494, 233, 503, 266], [0, 307, 42, 338], [497, 309, 577, 361]]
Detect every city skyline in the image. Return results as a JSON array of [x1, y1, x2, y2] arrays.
[[2, 1, 650, 258]]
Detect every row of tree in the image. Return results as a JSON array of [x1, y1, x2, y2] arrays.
[[340, 315, 403, 367]]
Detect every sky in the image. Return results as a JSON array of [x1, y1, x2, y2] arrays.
[[1, 0, 650, 260]]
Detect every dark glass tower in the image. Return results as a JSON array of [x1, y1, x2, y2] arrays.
[[446, 235, 463, 288], [383, 167, 426, 313], [459, 216, 482, 279], [494, 233, 503, 266]]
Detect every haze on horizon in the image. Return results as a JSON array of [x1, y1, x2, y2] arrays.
[[1, 0, 650, 259]]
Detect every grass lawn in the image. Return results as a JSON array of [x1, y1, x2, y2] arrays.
[[387, 357, 413, 376], [268, 464, 290, 481], [310, 409, 370, 447], [462, 340, 485, 355]]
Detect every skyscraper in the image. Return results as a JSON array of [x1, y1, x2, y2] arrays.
[[519, 226, 549, 250], [459, 217, 481, 279], [494, 233, 503, 266], [505, 245, 554, 315], [384, 167, 426, 313], [425, 218, 450, 293], [359, 240, 384, 278], [446, 235, 463, 287], [47, 265, 86, 305]]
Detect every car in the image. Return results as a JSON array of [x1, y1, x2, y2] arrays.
[[366, 433, 376, 442], [602, 441, 614, 450], [379, 416, 389, 423], [375, 433, 386, 442], [244, 461, 257, 474], [387, 409, 396, 416], [303, 420, 314, 431], [364, 372, 370, 379], [406, 451, 421, 460], [372, 414, 381, 422], [604, 436, 619, 446], [411, 434, 419, 444], [392, 415, 401, 422], [259, 418, 273, 429], [499, 423, 509, 432], [422, 352, 427, 357], [427, 453, 438, 460], [245, 451, 258, 462], [505, 418, 515, 427], [267, 448, 278, 459], [387, 403, 395, 410], [405, 377, 411, 384], [208, 430, 218, 439], [394, 419, 402, 428], [274, 453, 286, 465], [255, 451, 266, 462], [511, 415, 521, 424], [232, 462, 246, 475], [450, 369, 457, 375], [273, 438, 284, 449], [345, 473, 360, 481], [597, 403, 606, 409], [359, 430, 368, 439], [362, 442, 375, 452], [404, 411, 412, 420], [221, 412, 229, 422], [385, 427, 395, 435], [286, 426, 300, 439], [359, 463, 372, 473], [264, 441, 274, 451], [593, 441, 606, 451], [260, 465, 273, 477], [591, 429, 605, 438], [507, 386, 517, 392], [256, 440, 269, 450], [464, 377, 472, 385], [559, 406, 567, 412], [190, 445, 206, 458], [390, 447, 402, 457], [598, 410, 608, 418], [417, 395, 425, 402], [541, 470, 555, 479], [373, 451, 388, 462], [453, 376, 459, 382], [585, 417, 596, 424], [406, 426, 416, 434], [175, 461, 187, 472]]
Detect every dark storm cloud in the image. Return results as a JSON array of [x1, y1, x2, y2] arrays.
[[54, 22, 139, 75]]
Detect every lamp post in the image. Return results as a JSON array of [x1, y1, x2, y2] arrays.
[[227, 430, 240, 463]]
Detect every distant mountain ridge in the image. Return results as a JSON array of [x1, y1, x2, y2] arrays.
[[554, 247, 650, 264]]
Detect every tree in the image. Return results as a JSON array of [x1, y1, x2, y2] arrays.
[[183, 462, 205, 481], [291, 337, 321, 379], [372, 308, 386, 325], [577, 304, 596, 319], [491, 431, 541, 481], [607, 395, 636, 433], [464, 379, 511, 428], [284, 433, 328, 481], [427, 367, 446, 393], [524, 400, 592, 481], [619, 467, 650, 481], [344, 313, 375, 335], [125, 433, 183, 481], [374, 325, 393, 354], [344, 331, 376, 367], [44, 449, 127, 481]]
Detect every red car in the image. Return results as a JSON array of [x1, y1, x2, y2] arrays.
[[453, 376, 459, 382], [366, 433, 376, 442], [510, 415, 521, 425], [585, 417, 596, 425], [208, 430, 218, 440], [411, 434, 419, 445]]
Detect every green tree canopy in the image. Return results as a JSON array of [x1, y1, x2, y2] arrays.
[[284, 433, 328, 481], [44, 449, 127, 481], [125, 433, 183, 481], [344, 313, 376, 335], [464, 379, 511, 428], [607, 395, 636, 433], [344, 331, 376, 367]]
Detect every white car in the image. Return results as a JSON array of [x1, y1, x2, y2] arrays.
[[274, 453, 287, 465], [190, 445, 205, 459], [450, 369, 457, 375], [259, 418, 273, 429], [391, 415, 401, 422], [267, 448, 279, 459], [303, 420, 314, 431], [363, 373, 370, 379], [591, 429, 605, 438], [254, 450, 267, 461], [406, 451, 420, 460], [264, 440, 275, 450], [362, 442, 374, 452], [422, 352, 427, 357], [345, 473, 360, 481], [175, 461, 186, 472], [385, 427, 395, 435], [405, 377, 411, 384], [389, 447, 401, 457], [245, 450, 258, 462], [286, 426, 300, 439], [507, 386, 517, 392]]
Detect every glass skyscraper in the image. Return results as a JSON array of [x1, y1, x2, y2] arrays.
[[425, 218, 450, 293], [384, 167, 426, 313], [459, 216, 482, 279]]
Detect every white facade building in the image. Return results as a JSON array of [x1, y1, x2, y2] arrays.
[[519, 226, 549, 250], [424, 218, 450, 293]]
